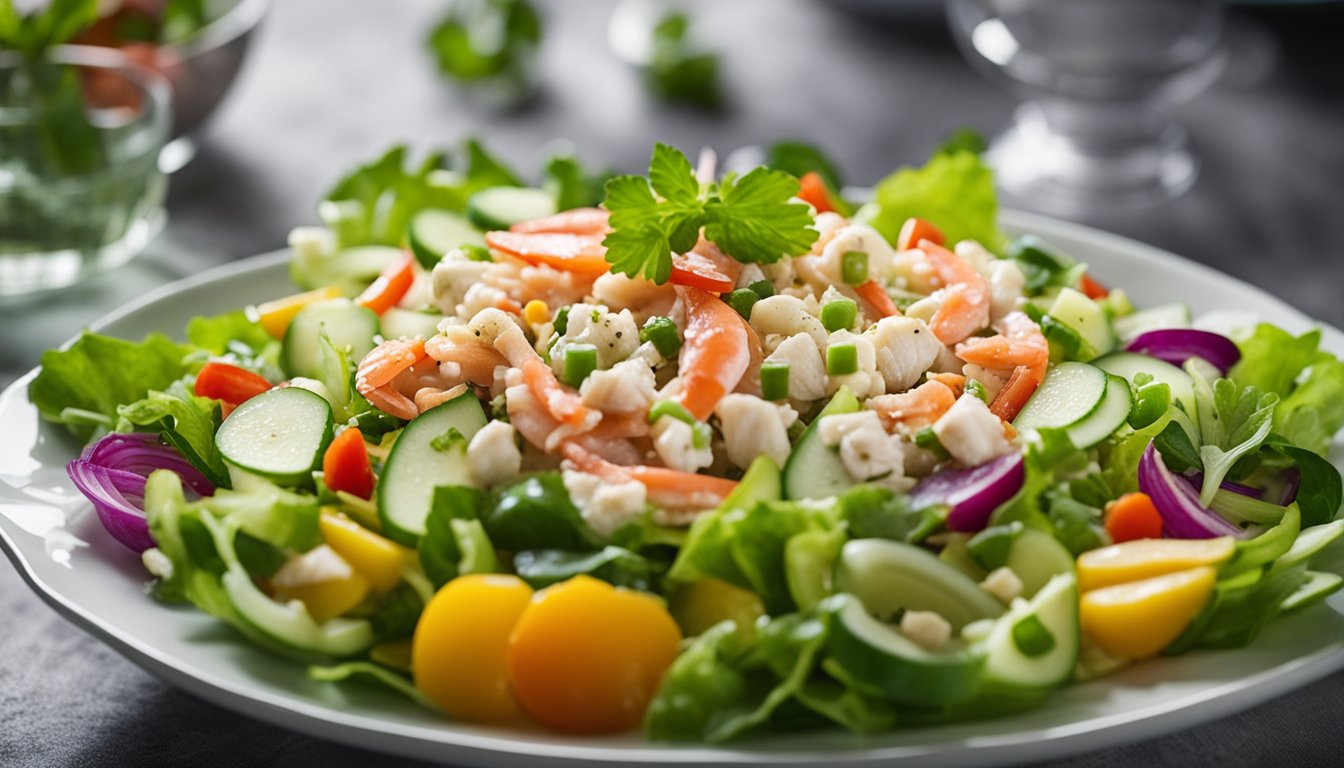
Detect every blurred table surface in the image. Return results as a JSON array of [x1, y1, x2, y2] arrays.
[[3, 0, 1343, 765]]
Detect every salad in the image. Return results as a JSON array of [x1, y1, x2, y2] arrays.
[[29, 139, 1344, 741]]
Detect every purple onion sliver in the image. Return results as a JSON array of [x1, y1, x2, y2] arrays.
[[83, 432, 214, 497], [1138, 443, 1246, 539], [908, 452, 1025, 533], [1126, 329, 1241, 375], [1280, 468, 1302, 507], [67, 460, 155, 553], [1182, 472, 1264, 500]]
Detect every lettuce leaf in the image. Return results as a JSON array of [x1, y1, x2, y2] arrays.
[[116, 380, 231, 489], [1231, 324, 1320, 399], [865, 150, 1004, 251], [512, 546, 661, 591], [29, 332, 191, 441], [1276, 354, 1344, 457], [1191, 372, 1278, 506]]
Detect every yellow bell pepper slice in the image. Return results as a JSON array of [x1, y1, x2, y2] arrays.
[[254, 286, 341, 339], [320, 510, 411, 593], [1077, 537, 1234, 593], [1079, 566, 1216, 659]]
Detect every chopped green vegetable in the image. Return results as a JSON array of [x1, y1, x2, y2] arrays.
[[760, 362, 790, 401], [726, 288, 759, 320], [639, 315, 682, 357], [826, 343, 858, 376], [746, 279, 775, 300], [840, 251, 868, 285], [561, 343, 598, 387], [648, 399, 697, 425], [821, 299, 857, 332]]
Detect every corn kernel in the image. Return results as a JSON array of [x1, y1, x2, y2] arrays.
[[523, 299, 550, 326]]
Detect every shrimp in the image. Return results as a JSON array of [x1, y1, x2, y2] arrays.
[[484, 231, 611, 277], [561, 443, 738, 513], [867, 379, 959, 433], [675, 285, 751, 421], [954, 311, 1049, 421], [355, 338, 469, 421], [510, 207, 611, 235], [920, 240, 991, 346], [507, 382, 642, 463], [423, 336, 508, 388], [471, 307, 600, 433]]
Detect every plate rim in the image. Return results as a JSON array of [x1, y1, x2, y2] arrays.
[[3, 210, 1342, 766]]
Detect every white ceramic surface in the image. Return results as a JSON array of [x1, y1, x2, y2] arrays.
[[2, 210, 1342, 767]]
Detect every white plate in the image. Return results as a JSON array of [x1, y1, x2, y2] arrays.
[[2, 210, 1342, 767]]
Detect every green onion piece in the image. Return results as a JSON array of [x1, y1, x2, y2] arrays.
[[820, 298, 858, 332], [1011, 614, 1057, 657], [726, 289, 759, 320], [966, 379, 989, 403], [462, 244, 493, 262], [691, 422, 713, 450], [639, 316, 681, 357], [648, 398, 696, 425], [841, 250, 869, 285], [760, 362, 790, 401], [826, 343, 858, 376], [914, 427, 951, 461], [561, 344, 597, 388], [747, 279, 775, 300], [553, 306, 571, 336]]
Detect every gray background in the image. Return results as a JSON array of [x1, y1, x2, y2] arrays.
[[3, 0, 1343, 765]]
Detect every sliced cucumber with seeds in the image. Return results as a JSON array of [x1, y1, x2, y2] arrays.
[[1013, 362, 1108, 433], [283, 299, 379, 380], [466, 186, 557, 231], [834, 538, 1005, 631], [783, 387, 860, 500], [291, 245, 404, 296], [1095, 351, 1197, 417], [216, 388, 334, 486], [1064, 374, 1133, 448], [408, 209, 485, 270], [1114, 302, 1191, 342], [377, 392, 488, 545]]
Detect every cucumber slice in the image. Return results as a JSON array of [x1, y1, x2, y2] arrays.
[[834, 539, 1005, 631], [980, 572, 1079, 693], [216, 388, 334, 486], [379, 308, 443, 341], [1013, 362, 1108, 434], [1114, 302, 1191, 342], [1063, 374, 1133, 449], [1272, 519, 1344, 573], [291, 245, 404, 296], [1095, 351, 1198, 417], [377, 392, 488, 544], [1047, 288, 1115, 360], [408, 209, 485, 270], [466, 186, 557, 231], [1003, 528, 1076, 599], [825, 593, 987, 708], [783, 387, 860, 500], [283, 299, 380, 380]]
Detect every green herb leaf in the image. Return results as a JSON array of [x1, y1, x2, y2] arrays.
[[705, 167, 817, 264], [866, 149, 1005, 253], [427, 0, 541, 87], [644, 12, 721, 109], [0, 0, 97, 56]]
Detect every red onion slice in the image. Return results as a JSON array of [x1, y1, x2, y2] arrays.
[[908, 452, 1025, 533], [1126, 329, 1241, 375], [1139, 443, 1246, 539]]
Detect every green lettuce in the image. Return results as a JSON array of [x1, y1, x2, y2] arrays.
[[512, 546, 661, 591], [1232, 323, 1344, 457], [29, 332, 191, 441], [419, 487, 500, 587], [116, 380, 231, 489], [1189, 368, 1277, 506], [865, 150, 1004, 251]]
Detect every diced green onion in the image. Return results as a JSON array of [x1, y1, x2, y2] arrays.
[[760, 362, 790, 401], [648, 398, 696, 425], [553, 306, 571, 336], [820, 298, 858, 332], [726, 289, 759, 320], [461, 244, 493, 262], [914, 427, 951, 460], [639, 316, 681, 358], [841, 250, 869, 285], [747, 279, 775, 300], [691, 422, 713, 450], [561, 344, 597, 388], [826, 343, 858, 375], [966, 378, 989, 403], [1011, 614, 1057, 657]]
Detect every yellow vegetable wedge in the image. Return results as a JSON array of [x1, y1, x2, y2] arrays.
[[254, 285, 341, 339], [1079, 566, 1217, 659], [320, 510, 411, 593], [1077, 537, 1235, 593]]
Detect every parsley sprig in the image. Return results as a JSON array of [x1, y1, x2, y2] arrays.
[[602, 143, 818, 284]]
